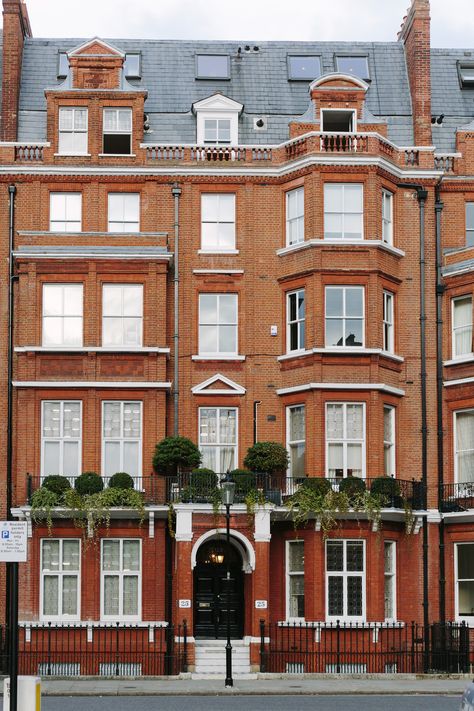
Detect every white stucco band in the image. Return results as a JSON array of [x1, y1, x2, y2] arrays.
[[191, 528, 256, 573], [254, 507, 272, 542]]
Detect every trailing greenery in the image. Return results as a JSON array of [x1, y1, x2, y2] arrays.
[[42, 475, 71, 497], [74, 472, 104, 496], [153, 436, 202, 474], [338, 476, 366, 501], [243, 441, 289, 474], [30, 487, 59, 532], [108, 472, 134, 490]]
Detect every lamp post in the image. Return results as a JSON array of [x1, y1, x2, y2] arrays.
[[221, 475, 235, 688]]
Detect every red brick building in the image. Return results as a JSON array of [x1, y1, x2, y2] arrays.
[[1, 0, 474, 676]]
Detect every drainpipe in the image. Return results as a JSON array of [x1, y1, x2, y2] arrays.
[[171, 183, 182, 436], [435, 179, 445, 624], [7, 184, 17, 522], [253, 401, 261, 444], [397, 182, 430, 657]]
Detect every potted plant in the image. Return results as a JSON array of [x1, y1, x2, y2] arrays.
[[339, 476, 366, 503], [152, 436, 202, 476], [370, 476, 402, 508]]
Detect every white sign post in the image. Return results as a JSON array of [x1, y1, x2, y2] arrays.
[[0, 522, 27, 562]]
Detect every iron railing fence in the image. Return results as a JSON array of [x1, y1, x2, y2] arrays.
[[440, 482, 474, 512], [25, 473, 425, 510], [0, 622, 188, 677], [259, 620, 471, 674]]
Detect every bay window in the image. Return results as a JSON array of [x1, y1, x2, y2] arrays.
[[324, 183, 363, 240], [325, 286, 364, 348], [326, 403, 365, 479], [287, 289, 305, 353], [287, 405, 305, 477], [452, 296, 472, 359]]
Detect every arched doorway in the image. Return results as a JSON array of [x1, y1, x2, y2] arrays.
[[194, 538, 244, 639]]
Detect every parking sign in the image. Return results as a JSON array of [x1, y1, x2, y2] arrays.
[[0, 522, 27, 562]]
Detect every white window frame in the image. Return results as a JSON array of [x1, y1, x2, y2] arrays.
[[324, 183, 364, 240], [198, 293, 238, 357], [58, 107, 88, 155], [101, 401, 142, 477], [287, 405, 306, 478], [107, 193, 140, 233], [287, 289, 305, 353], [382, 190, 393, 245], [325, 285, 365, 349], [102, 284, 143, 347], [42, 283, 83, 347], [197, 112, 238, 145], [383, 290, 394, 354], [325, 402, 366, 479], [384, 541, 397, 622], [41, 400, 82, 478], [198, 407, 238, 472], [455, 542, 474, 623], [102, 108, 133, 155], [200, 193, 236, 252], [286, 540, 305, 621], [454, 409, 474, 485], [49, 192, 82, 232], [383, 405, 396, 478], [326, 539, 366, 622], [40, 538, 81, 622], [286, 187, 305, 246], [100, 538, 142, 622], [452, 295, 473, 359], [320, 108, 357, 133]]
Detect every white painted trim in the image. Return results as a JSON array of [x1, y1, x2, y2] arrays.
[[383, 540, 397, 623], [427, 509, 443, 523], [320, 107, 357, 133], [53, 153, 92, 158], [0, 141, 50, 147], [451, 294, 473, 360], [276, 238, 405, 258], [325, 538, 366, 623], [197, 249, 239, 255], [191, 372, 245, 395], [68, 37, 125, 58], [310, 73, 369, 91], [383, 405, 396, 477], [325, 401, 366, 478], [175, 508, 193, 542], [19, 231, 168, 238], [15, 346, 170, 354], [445, 355, 474, 367], [254, 507, 271, 543], [286, 540, 305, 622], [41, 400, 82, 478], [324, 284, 365, 348], [19, 620, 168, 629], [286, 404, 306, 478], [193, 269, 244, 275], [191, 528, 255, 573], [100, 538, 142, 622], [192, 94, 243, 113], [192, 355, 246, 361], [40, 537, 81, 622], [286, 288, 306, 354], [98, 153, 136, 158], [454, 542, 474, 624], [13, 251, 172, 261], [279, 347, 405, 363], [101, 400, 142, 477], [13, 381, 171, 388], [198, 405, 238, 471], [444, 376, 474, 387], [276, 382, 405, 396]]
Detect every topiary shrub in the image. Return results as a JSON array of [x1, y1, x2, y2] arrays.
[[370, 477, 402, 507], [301, 477, 332, 497], [339, 476, 366, 501], [108, 472, 134, 490], [42, 475, 71, 498], [152, 436, 202, 474], [74, 471, 104, 496], [230, 469, 256, 501], [243, 441, 289, 475]]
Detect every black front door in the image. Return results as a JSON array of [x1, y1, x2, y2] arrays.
[[194, 540, 244, 639]]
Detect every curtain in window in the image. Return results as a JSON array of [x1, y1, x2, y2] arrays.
[[454, 297, 473, 356], [219, 409, 236, 471], [43, 577, 59, 616], [456, 411, 474, 483]]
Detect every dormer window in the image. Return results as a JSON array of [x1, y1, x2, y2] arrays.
[[196, 55, 230, 80], [103, 108, 132, 155], [458, 62, 474, 88], [288, 55, 321, 81], [193, 94, 243, 146], [321, 109, 356, 133], [335, 56, 370, 80], [57, 51, 69, 80], [124, 53, 141, 79]]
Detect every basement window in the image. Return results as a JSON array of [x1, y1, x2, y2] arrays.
[[103, 108, 132, 155], [196, 55, 230, 80], [288, 55, 321, 81], [321, 109, 356, 133], [335, 55, 370, 80], [124, 53, 141, 79], [458, 62, 474, 87]]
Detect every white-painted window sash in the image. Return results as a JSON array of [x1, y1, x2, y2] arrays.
[[40, 538, 81, 622], [41, 400, 82, 478], [286, 289, 305, 353], [100, 538, 141, 622], [326, 539, 365, 622], [383, 290, 394, 354], [286, 540, 305, 621], [325, 402, 366, 479], [452, 295, 473, 359], [101, 401, 142, 477], [384, 541, 397, 621], [286, 405, 306, 479], [383, 405, 396, 477], [382, 190, 393, 245], [286, 187, 305, 246]]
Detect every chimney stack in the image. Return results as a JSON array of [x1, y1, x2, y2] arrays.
[[2, 0, 32, 141]]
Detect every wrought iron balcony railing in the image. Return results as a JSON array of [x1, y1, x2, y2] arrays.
[[440, 482, 474, 512]]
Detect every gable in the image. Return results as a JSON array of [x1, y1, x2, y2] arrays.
[[68, 38, 124, 58], [191, 373, 246, 396]]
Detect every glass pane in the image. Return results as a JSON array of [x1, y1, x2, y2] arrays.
[[204, 120, 217, 142], [454, 297, 472, 328], [43, 576, 59, 616], [289, 406, 305, 441], [345, 319, 363, 347], [74, 109, 88, 130], [288, 56, 320, 80], [102, 541, 120, 571], [199, 325, 217, 353], [103, 318, 123, 346], [201, 194, 219, 221], [345, 288, 363, 318], [201, 447, 216, 471], [118, 109, 132, 132], [66, 194, 82, 222], [123, 318, 141, 345], [200, 294, 217, 323], [59, 109, 73, 131], [217, 120, 231, 142], [104, 441, 121, 476], [197, 55, 229, 78], [218, 194, 235, 221], [123, 287, 142, 317], [124, 53, 140, 77], [103, 402, 121, 437], [347, 576, 363, 616], [201, 222, 218, 249], [458, 545, 474, 579], [328, 443, 343, 477], [103, 110, 117, 132], [343, 213, 363, 240], [384, 408, 393, 443], [50, 193, 66, 222], [459, 581, 474, 616], [63, 441, 79, 477], [123, 194, 139, 222], [104, 576, 120, 616], [103, 286, 122, 317], [466, 203, 474, 231], [219, 409, 236, 443], [200, 410, 217, 445], [289, 576, 305, 617], [73, 132, 88, 154], [325, 184, 343, 212], [385, 576, 394, 619], [327, 541, 343, 571], [347, 542, 364, 571], [344, 185, 363, 212], [123, 441, 139, 475], [63, 317, 83, 345], [218, 222, 235, 249], [43, 441, 60, 475], [326, 288, 343, 317], [219, 294, 237, 323], [326, 319, 343, 347], [63, 286, 82, 317], [327, 405, 343, 438], [59, 132, 74, 154], [123, 576, 139, 616], [347, 444, 362, 477], [328, 576, 343, 616], [42, 540, 60, 570], [384, 542, 394, 574], [337, 56, 369, 78], [63, 540, 80, 570], [123, 540, 140, 571], [289, 541, 304, 572], [346, 405, 363, 439], [43, 402, 61, 437], [219, 325, 236, 353], [43, 285, 63, 316], [324, 213, 343, 239], [64, 403, 81, 440], [290, 443, 305, 477], [62, 576, 78, 616]]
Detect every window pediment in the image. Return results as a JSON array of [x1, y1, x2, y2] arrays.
[[192, 93, 243, 114], [68, 37, 124, 59], [191, 373, 245, 396]]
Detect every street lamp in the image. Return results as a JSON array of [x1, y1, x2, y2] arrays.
[[221, 475, 235, 688]]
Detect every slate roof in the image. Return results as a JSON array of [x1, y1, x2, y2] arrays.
[[17, 37, 415, 146], [431, 49, 474, 152]]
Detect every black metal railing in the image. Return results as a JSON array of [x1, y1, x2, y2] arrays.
[[440, 482, 474, 512], [0, 621, 187, 677], [259, 620, 471, 674], [24, 473, 425, 510]]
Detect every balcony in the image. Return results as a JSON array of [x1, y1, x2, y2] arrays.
[[23, 473, 425, 511], [440, 482, 474, 513]]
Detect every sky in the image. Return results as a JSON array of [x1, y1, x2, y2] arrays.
[[15, 0, 474, 47]]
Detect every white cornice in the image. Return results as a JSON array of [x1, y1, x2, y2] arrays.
[[275, 382, 405, 396], [277, 239, 405, 258], [13, 381, 172, 388], [444, 376, 474, 387], [277, 348, 404, 363], [14, 346, 170, 354], [13, 251, 172, 261]]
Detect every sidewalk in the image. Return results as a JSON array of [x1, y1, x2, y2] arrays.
[[3, 674, 470, 696]]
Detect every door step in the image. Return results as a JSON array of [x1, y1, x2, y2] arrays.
[[194, 639, 251, 675]]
